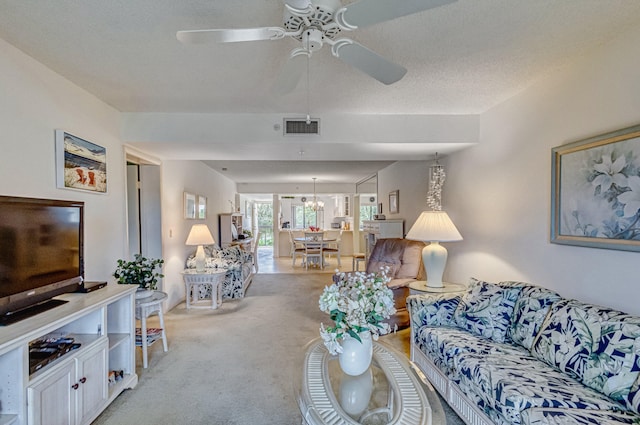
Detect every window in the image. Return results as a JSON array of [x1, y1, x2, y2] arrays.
[[292, 204, 324, 229], [359, 205, 378, 229]]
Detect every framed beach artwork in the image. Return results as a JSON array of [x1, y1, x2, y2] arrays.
[[551, 124, 640, 252], [55, 130, 107, 193]]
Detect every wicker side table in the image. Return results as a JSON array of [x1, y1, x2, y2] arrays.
[[181, 269, 227, 310]]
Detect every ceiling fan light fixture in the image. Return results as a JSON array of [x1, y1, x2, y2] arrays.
[[302, 28, 324, 51]]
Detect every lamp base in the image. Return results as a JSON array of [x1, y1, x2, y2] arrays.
[[422, 241, 448, 288], [195, 245, 206, 272]]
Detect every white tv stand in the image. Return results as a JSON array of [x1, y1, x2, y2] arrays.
[[0, 284, 138, 425]]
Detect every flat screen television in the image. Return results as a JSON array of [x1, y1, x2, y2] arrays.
[[0, 195, 84, 325]]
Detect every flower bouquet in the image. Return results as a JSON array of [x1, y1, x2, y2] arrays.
[[319, 268, 396, 355]]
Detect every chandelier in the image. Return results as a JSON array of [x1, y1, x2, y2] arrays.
[[426, 154, 446, 211], [305, 177, 324, 211]]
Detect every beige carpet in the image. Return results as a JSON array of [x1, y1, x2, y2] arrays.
[[93, 273, 463, 425]]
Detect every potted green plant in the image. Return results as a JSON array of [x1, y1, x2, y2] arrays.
[[113, 254, 164, 298]]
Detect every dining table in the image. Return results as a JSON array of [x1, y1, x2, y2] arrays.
[[294, 234, 337, 268]]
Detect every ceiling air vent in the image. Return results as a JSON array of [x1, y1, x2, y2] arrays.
[[284, 118, 320, 135]]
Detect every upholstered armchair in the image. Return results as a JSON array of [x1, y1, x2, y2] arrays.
[[185, 245, 254, 299], [364, 238, 426, 329]]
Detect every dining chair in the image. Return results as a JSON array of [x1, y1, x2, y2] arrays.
[[289, 231, 305, 266], [322, 230, 342, 266], [303, 232, 324, 269]]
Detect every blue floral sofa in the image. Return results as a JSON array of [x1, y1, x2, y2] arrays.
[[185, 245, 254, 299], [407, 278, 640, 425]]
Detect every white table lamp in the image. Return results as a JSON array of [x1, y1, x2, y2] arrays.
[[186, 224, 215, 272], [406, 211, 462, 288]]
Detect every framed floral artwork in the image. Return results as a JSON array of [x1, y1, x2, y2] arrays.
[[551, 124, 640, 251]]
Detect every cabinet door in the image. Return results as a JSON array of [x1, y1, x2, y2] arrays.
[[76, 340, 108, 425], [28, 361, 76, 425]]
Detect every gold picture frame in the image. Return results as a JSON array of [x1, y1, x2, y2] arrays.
[[551, 124, 640, 252]]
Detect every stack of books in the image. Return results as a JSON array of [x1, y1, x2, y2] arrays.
[[135, 328, 163, 347]]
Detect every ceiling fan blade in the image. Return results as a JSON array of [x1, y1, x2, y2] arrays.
[[177, 27, 286, 44], [331, 40, 407, 85], [283, 0, 312, 13], [272, 49, 309, 94], [338, 0, 456, 29]]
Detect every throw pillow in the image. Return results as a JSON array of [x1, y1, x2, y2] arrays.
[[453, 278, 521, 343], [531, 299, 640, 412], [409, 295, 461, 328], [506, 284, 561, 350]]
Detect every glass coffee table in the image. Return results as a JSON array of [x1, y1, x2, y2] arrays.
[[297, 338, 445, 425]]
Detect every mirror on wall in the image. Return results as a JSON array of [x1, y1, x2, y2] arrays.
[[356, 174, 377, 194]]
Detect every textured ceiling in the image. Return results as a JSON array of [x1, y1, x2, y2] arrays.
[[2, 0, 640, 183]]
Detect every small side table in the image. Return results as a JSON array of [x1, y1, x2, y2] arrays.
[[135, 291, 168, 369], [182, 269, 226, 310], [409, 281, 467, 294]]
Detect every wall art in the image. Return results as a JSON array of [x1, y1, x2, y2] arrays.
[[389, 190, 399, 214], [551, 124, 640, 251], [55, 130, 107, 193], [197, 195, 207, 219], [184, 192, 196, 219]]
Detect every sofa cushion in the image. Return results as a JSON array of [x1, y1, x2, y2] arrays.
[[415, 325, 530, 383], [414, 326, 478, 380], [387, 278, 415, 289], [396, 240, 425, 279], [366, 238, 404, 276], [367, 261, 401, 278], [457, 352, 628, 425], [453, 278, 521, 343], [505, 283, 562, 350], [531, 299, 640, 413]]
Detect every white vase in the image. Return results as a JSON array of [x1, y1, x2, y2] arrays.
[[135, 288, 153, 299], [339, 331, 373, 376], [339, 367, 373, 416]]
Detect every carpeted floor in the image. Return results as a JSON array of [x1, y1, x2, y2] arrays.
[[93, 273, 463, 425]]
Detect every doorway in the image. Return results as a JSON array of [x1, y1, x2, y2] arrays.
[[254, 201, 273, 266], [125, 152, 162, 266]]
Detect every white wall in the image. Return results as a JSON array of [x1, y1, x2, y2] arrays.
[[0, 38, 126, 282], [444, 24, 640, 315], [160, 160, 236, 310], [377, 161, 431, 234]]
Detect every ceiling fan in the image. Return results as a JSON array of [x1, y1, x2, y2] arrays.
[[177, 0, 456, 93]]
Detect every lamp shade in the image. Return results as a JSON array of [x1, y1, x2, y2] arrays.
[[406, 211, 462, 242], [185, 224, 215, 246]]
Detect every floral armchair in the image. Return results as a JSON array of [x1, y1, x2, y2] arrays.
[[185, 245, 254, 299]]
